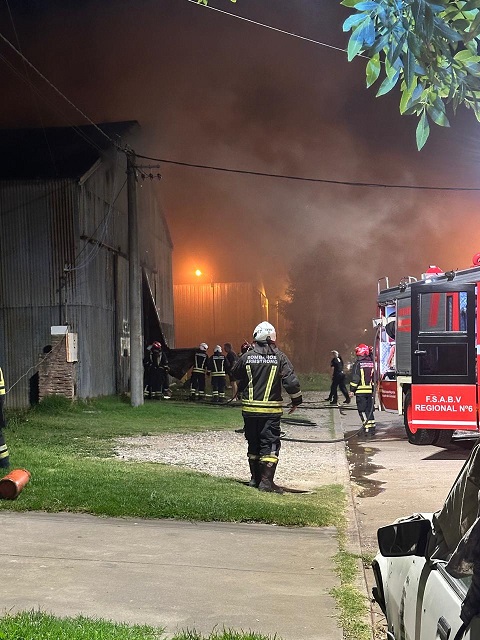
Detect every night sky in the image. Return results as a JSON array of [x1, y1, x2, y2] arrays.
[[2, 0, 480, 361]]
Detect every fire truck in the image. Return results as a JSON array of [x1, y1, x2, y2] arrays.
[[375, 256, 480, 446]]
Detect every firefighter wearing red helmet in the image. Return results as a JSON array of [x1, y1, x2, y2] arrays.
[[143, 341, 170, 399], [350, 343, 375, 435], [240, 341, 253, 354], [231, 322, 302, 494]]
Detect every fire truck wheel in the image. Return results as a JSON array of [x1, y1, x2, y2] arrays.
[[432, 429, 454, 448], [404, 391, 436, 445]]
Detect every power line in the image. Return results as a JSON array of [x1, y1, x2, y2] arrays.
[[4, 0, 58, 175], [187, 0, 370, 60], [0, 29, 117, 149], [134, 153, 480, 192], [0, 12, 476, 193], [0, 50, 105, 155]]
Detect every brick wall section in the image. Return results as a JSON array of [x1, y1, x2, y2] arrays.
[[38, 335, 76, 401]]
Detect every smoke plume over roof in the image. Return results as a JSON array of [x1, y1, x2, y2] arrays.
[[1, 0, 480, 366]]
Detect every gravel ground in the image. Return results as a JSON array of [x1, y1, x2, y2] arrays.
[[114, 392, 349, 491]]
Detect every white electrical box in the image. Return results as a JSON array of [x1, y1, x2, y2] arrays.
[[51, 325, 68, 336]]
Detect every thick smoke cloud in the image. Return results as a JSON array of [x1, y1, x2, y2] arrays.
[[1, 0, 480, 368]]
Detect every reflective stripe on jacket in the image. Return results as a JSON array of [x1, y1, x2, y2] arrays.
[[350, 357, 374, 394], [193, 351, 208, 374], [208, 355, 226, 377], [231, 343, 302, 415]]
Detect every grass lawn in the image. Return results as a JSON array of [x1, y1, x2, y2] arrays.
[[0, 395, 371, 640], [297, 372, 331, 391], [1, 396, 344, 527], [0, 611, 276, 640]]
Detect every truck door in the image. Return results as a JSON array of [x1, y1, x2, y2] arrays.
[[409, 280, 477, 437]]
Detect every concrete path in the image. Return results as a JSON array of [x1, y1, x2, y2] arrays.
[[0, 394, 365, 639], [336, 402, 477, 637], [0, 512, 342, 640]]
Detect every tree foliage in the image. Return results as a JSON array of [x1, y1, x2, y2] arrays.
[[342, 0, 480, 148]]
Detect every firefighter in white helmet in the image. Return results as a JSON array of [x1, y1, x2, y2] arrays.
[[350, 343, 375, 435], [190, 343, 209, 401], [231, 321, 302, 493], [207, 345, 227, 402]]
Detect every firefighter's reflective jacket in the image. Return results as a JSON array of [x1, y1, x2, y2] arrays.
[[193, 350, 208, 374], [231, 342, 302, 415], [350, 356, 374, 395], [208, 354, 226, 377]]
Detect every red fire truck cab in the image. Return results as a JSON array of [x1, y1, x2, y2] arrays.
[[375, 258, 480, 446]]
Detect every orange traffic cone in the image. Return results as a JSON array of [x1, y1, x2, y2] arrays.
[[0, 469, 31, 499]]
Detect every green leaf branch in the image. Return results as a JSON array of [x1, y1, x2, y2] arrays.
[[342, 0, 480, 149]]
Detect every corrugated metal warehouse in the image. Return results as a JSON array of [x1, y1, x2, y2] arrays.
[[173, 282, 269, 354], [0, 122, 174, 407]]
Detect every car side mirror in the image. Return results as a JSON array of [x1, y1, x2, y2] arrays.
[[377, 519, 431, 557]]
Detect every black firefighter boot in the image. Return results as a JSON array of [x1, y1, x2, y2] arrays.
[[248, 457, 261, 487], [258, 462, 284, 494]]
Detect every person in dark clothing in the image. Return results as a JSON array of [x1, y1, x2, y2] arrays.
[[231, 321, 302, 494], [223, 342, 238, 398], [233, 342, 255, 431], [350, 343, 376, 435], [143, 342, 170, 399], [327, 350, 350, 406], [208, 345, 227, 402], [0, 367, 9, 468], [239, 341, 253, 354], [191, 342, 209, 401]]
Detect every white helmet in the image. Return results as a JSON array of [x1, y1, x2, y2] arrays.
[[199, 342, 208, 352], [214, 345, 222, 353], [253, 321, 276, 343]]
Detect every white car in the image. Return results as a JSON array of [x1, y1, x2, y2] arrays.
[[372, 444, 480, 640]]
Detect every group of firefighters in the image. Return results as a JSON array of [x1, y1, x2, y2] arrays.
[[328, 344, 376, 436], [188, 341, 252, 402], [142, 326, 375, 494], [0, 323, 375, 495], [143, 340, 253, 402]]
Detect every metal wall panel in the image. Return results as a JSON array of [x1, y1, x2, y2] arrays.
[[0, 149, 174, 407], [173, 282, 269, 353], [0, 180, 77, 407], [138, 183, 175, 345]]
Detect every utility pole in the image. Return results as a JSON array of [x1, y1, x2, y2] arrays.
[[127, 150, 144, 407]]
